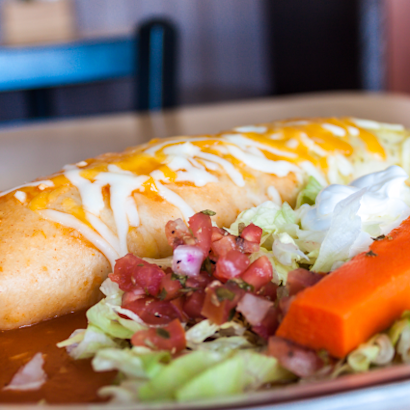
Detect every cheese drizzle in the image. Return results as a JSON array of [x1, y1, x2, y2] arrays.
[[2, 117, 407, 268]]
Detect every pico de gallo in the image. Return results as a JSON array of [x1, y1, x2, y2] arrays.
[[111, 211, 324, 352], [59, 167, 410, 403]]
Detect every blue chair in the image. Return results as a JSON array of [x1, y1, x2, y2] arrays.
[[0, 19, 177, 118]]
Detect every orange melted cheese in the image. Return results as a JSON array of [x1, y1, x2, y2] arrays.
[[10, 117, 387, 209], [7, 118, 389, 209], [0, 117, 394, 264]]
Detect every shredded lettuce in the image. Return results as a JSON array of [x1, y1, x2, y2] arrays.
[[296, 176, 323, 208], [228, 201, 312, 284], [228, 201, 282, 237], [389, 311, 410, 345], [57, 160, 410, 405], [333, 312, 410, 376], [97, 349, 293, 403], [98, 380, 143, 404], [185, 319, 220, 345], [61, 325, 121, 360], [57, 279, 141, 359], [92, 348, 171, 379], [335, 336, 393, 376], [271, 232, 309, 267], [138, 350, 226, 401], [86, 299, 144, 339], [175, 352, 292, 402]]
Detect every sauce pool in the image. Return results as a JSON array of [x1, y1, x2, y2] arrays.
[[0, 311, 116, 404]]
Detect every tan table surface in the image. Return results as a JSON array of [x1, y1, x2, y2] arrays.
[[2, 91, 410, 191], [2, 91, 410, 410]]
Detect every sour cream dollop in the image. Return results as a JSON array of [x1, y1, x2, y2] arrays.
[[302, 165, 410, 236]]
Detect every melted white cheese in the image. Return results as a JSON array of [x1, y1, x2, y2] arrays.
[[166, 155, 217, 187], [94, 173, 149, 256], [347, 126, 360, 137], [64, 168, 105, 215], [234, 125, 268, 133], [33, 126, 371, 267], [299, 161, 328, 187], [14, 191, 27, 203], [351, 118, 381, 130], [197, 159, 219, 171], [267, 186, 282, 205], [85, 211, 120, 255], [286, 139, 299, 149], [150, 170, 169, 182], [223, 134, 297, 159], [321, 123, 346, 137], [38, 209, 119, 267], [327, 154, 355, 184], [144, 137, 211, 156], [299, 132, 328, 157], [226, 145, 300, 177], [0, 180, 54, 198], [163, 142, 245, 187], [107, 164, 134, 175], [154, 180, 195, 221], [196, 150, 245, 187]]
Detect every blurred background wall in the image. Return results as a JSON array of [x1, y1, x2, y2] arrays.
[[0, 0, 270, 121], [386, 0, 410, 94], [0, 0, 408, 122]]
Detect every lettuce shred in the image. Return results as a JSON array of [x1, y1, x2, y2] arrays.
[[57, 170, 410, 403]]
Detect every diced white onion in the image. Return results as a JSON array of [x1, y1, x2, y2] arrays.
[[172, 245, 205, 277], [236, 294, 273, 326]]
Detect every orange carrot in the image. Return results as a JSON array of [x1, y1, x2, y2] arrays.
[[276, 216, 410, 358]]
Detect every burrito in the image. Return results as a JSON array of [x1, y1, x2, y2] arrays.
[[0, 117, 408, 329]]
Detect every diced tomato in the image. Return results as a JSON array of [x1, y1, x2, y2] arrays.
[[278, 295, 295, 316], [268, 336, 324, 377], [258, 281, 278, 301], [241, 223, 262, 243], [237, 237, 260, 254], [241, 256, 273, 291], [252, 306, 280, 340], [211, 227, 225, 242], [189, 212, 213, 256], [186, 271, 213, 289], [133, 263, 165, 297], [214, 250, 250, 281], [165, 218, 195, 249], [236, 293, 273, 326], [183, 290, 206, 319], [211, 235, 238, 258], [109, 253, 140, 292], [201, 281, 245, 325], [122, 289, 145, 305], [286, 268, 323, 296], [159, 273, 183, 301], [131, 319, 186, 353], [109, 254, 165, 297], [123, 297, 182, 325], [170, 297, 189, 323]]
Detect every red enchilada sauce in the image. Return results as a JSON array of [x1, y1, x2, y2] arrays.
[[0, 311, 116, 404]]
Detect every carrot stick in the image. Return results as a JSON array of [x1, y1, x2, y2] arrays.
[[276, 216, 410, 358]]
